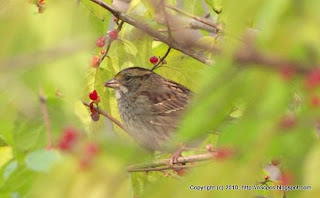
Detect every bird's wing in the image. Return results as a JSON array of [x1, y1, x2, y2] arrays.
[[140, 80, 192, 117]]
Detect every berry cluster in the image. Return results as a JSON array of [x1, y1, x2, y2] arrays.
[[58, 127, 100, 170], [89, 90, 100, 121], [279, 66, 320, 109], [91, 30, 119, 68]]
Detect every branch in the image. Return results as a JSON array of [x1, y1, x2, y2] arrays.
[[127, 152, 215, 172], [234, 40, 311, 74], [160, 0, 172, 40], [128, 164, 195, 172], [89, 0, 212, 64], [165, 3, 223, 33], [82, 101, 126, 131], [39, 90, 53, 148], [189, 20, 217, 33], [90, 0, 316, 74]]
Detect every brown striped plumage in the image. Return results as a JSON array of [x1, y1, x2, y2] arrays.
[[105, 67, 191, 151]]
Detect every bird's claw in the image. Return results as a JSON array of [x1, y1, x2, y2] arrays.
[[169, 148, 183, 165]]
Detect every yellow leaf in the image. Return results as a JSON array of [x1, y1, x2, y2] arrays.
[[0, 146, 13, 168]]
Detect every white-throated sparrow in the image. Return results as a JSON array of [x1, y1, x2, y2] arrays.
[[105, 67, 191, 151]]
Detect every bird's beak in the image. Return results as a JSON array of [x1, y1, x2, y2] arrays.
[[104, 79, 120, 89]]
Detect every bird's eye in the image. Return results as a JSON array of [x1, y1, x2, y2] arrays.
[[124, 75, 132, 81]]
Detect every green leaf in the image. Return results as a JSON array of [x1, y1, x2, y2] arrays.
[[205, 0, 223, 14], [25, 149, 59, 172], [119, 39, 138, 56], [3, 161, 18, 180]]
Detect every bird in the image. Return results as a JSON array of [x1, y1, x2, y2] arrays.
[[104, 67, 192, 153]]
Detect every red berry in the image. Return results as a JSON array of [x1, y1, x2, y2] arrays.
[[264, 175, 270, 180], [108, 30, 118, 40], [91, 56, 100, 67], [58, 140, 70, 151], [279, 66, 295, 81], [89, 102, 100, 121], [96, 36, 106, 47], [279, 115, 296, 129], [280, 171, 294, 185], [89, 101, 98, 113], [149, 56, 159, 64], [63, 128, 78, 143], [85, 143, 99, 157], [58, 128, 79, 151], [215, 147, 235, 160], [310, 95, 320, 107], [305, 68, 320, 88], [89, 90, 98, 101]]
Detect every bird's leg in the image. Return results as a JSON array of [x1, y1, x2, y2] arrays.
[[169, 145, 185, 165]]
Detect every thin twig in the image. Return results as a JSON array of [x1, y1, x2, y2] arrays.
[[151, 47, 171, 71], [82, 101, 126, 131], [189, 20, 217, 33], [89, 0, 212, 64], [117, 20, 124, 30], [39, 89, 53, 148], [99, 39, 112, 64], [99, 20, 125, 64], [234, 42, 311, 74], [127, 152, 215, 171], [128, 164, 195, 172], [158, 26, 188, 33], [165, 3, 223, 32], [160, 0, 172, 40]]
